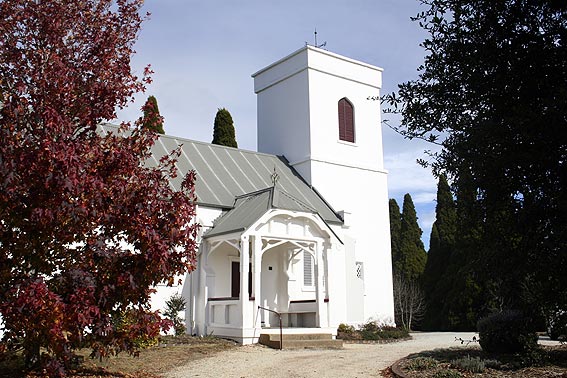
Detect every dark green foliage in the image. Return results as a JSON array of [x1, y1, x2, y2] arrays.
[[163, 293, 187, 336], [384, 0, 567, 329], [212, 108, 238, 148], [395, 194, 427, 282], [477, 310, 538, 354], [141, 95, 165, 134], [389, 198, 402, 275], [422, 175, 457, 330]]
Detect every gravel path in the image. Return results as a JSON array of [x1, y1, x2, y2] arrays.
[[165, 332, 481, 378]]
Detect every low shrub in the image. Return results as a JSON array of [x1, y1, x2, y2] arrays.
[[406, 356, 438, 370], [516, 344, 548, 367], [451, 354, 485, 373], [359, 321, 409, 340], [477, 310, 538, 354], [337, 323, 355, 334], [336, 320, 409, 341]]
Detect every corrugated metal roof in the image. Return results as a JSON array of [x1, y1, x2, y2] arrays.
[[98, 124, 342, 226]]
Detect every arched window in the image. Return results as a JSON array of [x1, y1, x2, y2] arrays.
[[338, 98, 354, 143]]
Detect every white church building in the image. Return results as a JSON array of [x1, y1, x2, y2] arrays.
[[147, 45, 395, 344]]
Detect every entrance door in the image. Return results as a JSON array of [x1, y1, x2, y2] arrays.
[[231, 261, 252, 298]]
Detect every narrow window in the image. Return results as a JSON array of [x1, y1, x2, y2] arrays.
[[303, 251, 313, 287], [338, 98, 355, 143]]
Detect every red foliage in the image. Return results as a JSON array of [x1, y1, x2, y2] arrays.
[[0, 0, 199, 375]]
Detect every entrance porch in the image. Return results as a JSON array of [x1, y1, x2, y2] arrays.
[[192, 208, 341, 344]]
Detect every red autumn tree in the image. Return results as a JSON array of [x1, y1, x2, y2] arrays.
[[0, 0, 199, 375]]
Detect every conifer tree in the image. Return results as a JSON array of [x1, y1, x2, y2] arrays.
[[389, 198, 402, 275], [212, 108, 238, 148], [422, 175, 457, 329], [141, 95, 165, 134], [397, 194, 427, 282], [443, 169, 486, 330]]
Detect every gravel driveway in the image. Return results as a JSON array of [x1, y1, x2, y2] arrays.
[[165, 332, 481, 378]]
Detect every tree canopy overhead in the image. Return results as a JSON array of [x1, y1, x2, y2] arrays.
[[385, 0, 567, 321], [0, 0, 199, 375]]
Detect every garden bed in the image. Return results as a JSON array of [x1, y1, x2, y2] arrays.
[[394, 345, 567, 378]]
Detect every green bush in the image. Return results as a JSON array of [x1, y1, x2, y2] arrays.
[[359, 321, 409, 340], [406, 356, 438, 370], [451, 355, 485, 373], [477, 310, 538, 354], [337, 323, 355, 334]]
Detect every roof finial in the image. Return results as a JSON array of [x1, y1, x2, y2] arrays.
[[271, 166, 279, 187]]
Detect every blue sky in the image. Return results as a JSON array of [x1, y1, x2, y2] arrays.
[[115, 0, 440, 248]]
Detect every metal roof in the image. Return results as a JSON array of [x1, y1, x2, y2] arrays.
[[203, 186, 323, 238], [99, 124, 343, 227]]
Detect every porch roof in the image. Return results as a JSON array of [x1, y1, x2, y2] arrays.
[[203, 186, 320, 238]]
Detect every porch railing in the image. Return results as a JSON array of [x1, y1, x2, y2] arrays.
[[257, 306, 283, 350]]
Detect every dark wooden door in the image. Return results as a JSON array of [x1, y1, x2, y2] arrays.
[[231, 261, 252, 299]]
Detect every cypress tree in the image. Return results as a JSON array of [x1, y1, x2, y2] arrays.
[[422, 175, 457, 330], [389, 198, 402, 276], [397, 193, 427, 282], [444, 169, 486, 330], [212, 108, 238, 148], [141, 95, 165, 134]]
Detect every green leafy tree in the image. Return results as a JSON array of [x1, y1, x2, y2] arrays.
[[212, 108, 238, 148], [384, 0, 567, 324], [141, 95, 165, 134], [0, 1, 199, 375], [395, 194, 427, 282], [422, 175, 457, 330], [389, 198, 402, 274]]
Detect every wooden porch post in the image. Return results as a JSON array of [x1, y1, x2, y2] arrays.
[[240, 236, 251, 327], [253, 235, 262, 329]]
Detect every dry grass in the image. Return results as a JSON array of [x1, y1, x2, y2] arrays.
[[0, 335, 237, 378]]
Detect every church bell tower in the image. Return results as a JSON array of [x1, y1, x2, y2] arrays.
[[252, 46, 395, 323]]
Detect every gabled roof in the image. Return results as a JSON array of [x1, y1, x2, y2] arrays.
[[99, 124, 342, 225], [203, 186, 320, 238]]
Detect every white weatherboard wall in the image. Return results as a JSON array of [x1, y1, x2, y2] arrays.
[[253, 46, 395, 324]]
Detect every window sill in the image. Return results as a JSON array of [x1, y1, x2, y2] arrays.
[[337, 139, 357, 147]]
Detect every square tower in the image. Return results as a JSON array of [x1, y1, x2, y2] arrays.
[[253, 46, 395, 323]]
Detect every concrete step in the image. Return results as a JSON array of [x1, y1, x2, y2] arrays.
[[259, 333, 343, 350]]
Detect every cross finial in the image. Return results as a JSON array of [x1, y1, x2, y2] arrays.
[[271, 166, 279, 186]]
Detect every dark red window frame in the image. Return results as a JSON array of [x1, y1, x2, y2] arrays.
[[338, 98, 355, 143]]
